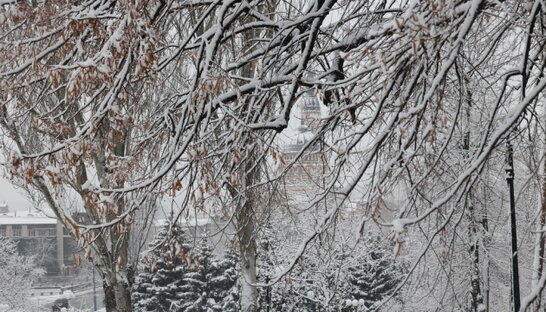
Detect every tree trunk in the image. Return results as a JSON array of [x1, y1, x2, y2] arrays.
[[238, 210, 258, 311], [463, 114, 484, 311], [235, 9, 265, 306], [237, 153, 259, 311], [100, 230, 132, 312], [468, 204, 484, 312], [481, 194, 490, 312], [103, 275, 132, 312]]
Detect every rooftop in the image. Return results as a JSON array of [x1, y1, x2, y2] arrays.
[[0, 211, 58, 225], [283, 126, 320, 153], [154, 217, 212, 228]]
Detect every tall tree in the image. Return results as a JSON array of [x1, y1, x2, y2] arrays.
[[0, 2, 166, 310], [3, 0, 546, 310]]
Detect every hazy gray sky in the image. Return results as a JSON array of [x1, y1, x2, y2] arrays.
[[0, 178, 31, 211]]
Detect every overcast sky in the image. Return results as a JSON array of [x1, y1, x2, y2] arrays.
[[0, 178, 31, 211]]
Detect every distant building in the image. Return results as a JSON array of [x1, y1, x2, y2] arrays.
[[299, 90, 322, 130], [280, 91, 327, 208], [279, 92, 363, 218], [0, 205, 78, 275]]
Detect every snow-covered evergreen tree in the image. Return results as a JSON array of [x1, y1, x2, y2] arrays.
[[344, 236, 406, 311], [257, 218, 292, 311], [180, 242, 240, 312], [177, 249, 207, 312], [162, 240, 241, 312], [133, 224, 194, 312], [255, 230, 406, 312], [206, 246, 240, 311], [133, 230, 240, 312]]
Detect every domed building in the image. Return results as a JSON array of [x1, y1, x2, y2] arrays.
[[280, 91, 326, 203], [300, 89, 321, 130]]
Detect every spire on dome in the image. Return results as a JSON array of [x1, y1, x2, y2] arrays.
[[299, 90, 321, 131], [284, 91, 322, 152]]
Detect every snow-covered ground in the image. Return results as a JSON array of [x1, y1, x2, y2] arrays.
[[28, 287, 105, 312]]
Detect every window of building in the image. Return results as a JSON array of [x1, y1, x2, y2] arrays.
[[43, 229, 55, 236], [29, 228, 56, 237], [12, 228, 21, 237]]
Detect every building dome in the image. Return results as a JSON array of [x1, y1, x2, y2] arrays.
[[284, 126, 319, 152], [282, 91, 322, 153]]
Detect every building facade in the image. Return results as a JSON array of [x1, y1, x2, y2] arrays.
[[280, 91, 327, 207], [0, 204, 77, 275]]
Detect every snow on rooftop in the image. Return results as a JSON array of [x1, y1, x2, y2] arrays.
[[0, 212, 57, 225], [154, 217, 211, 228]]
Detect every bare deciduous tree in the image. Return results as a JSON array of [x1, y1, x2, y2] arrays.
[[3, 0, 546, 311]]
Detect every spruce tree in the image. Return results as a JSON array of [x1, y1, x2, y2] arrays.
[[176, 241, 241, 312], [132, 224, 193, 312], [178, 243, 208, 312], [133, 227, 241, 312], [177, 267, 207, 312], [344, 236, 405, 310], [208, 246, 240, 311]]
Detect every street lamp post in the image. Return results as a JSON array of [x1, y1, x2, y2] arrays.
[[506, 141, 520, 312], [93, 266, 97, 311]]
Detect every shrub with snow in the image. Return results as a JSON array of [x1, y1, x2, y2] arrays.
[[0, 238, 43, 312], [132, 226, 239, 312]]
